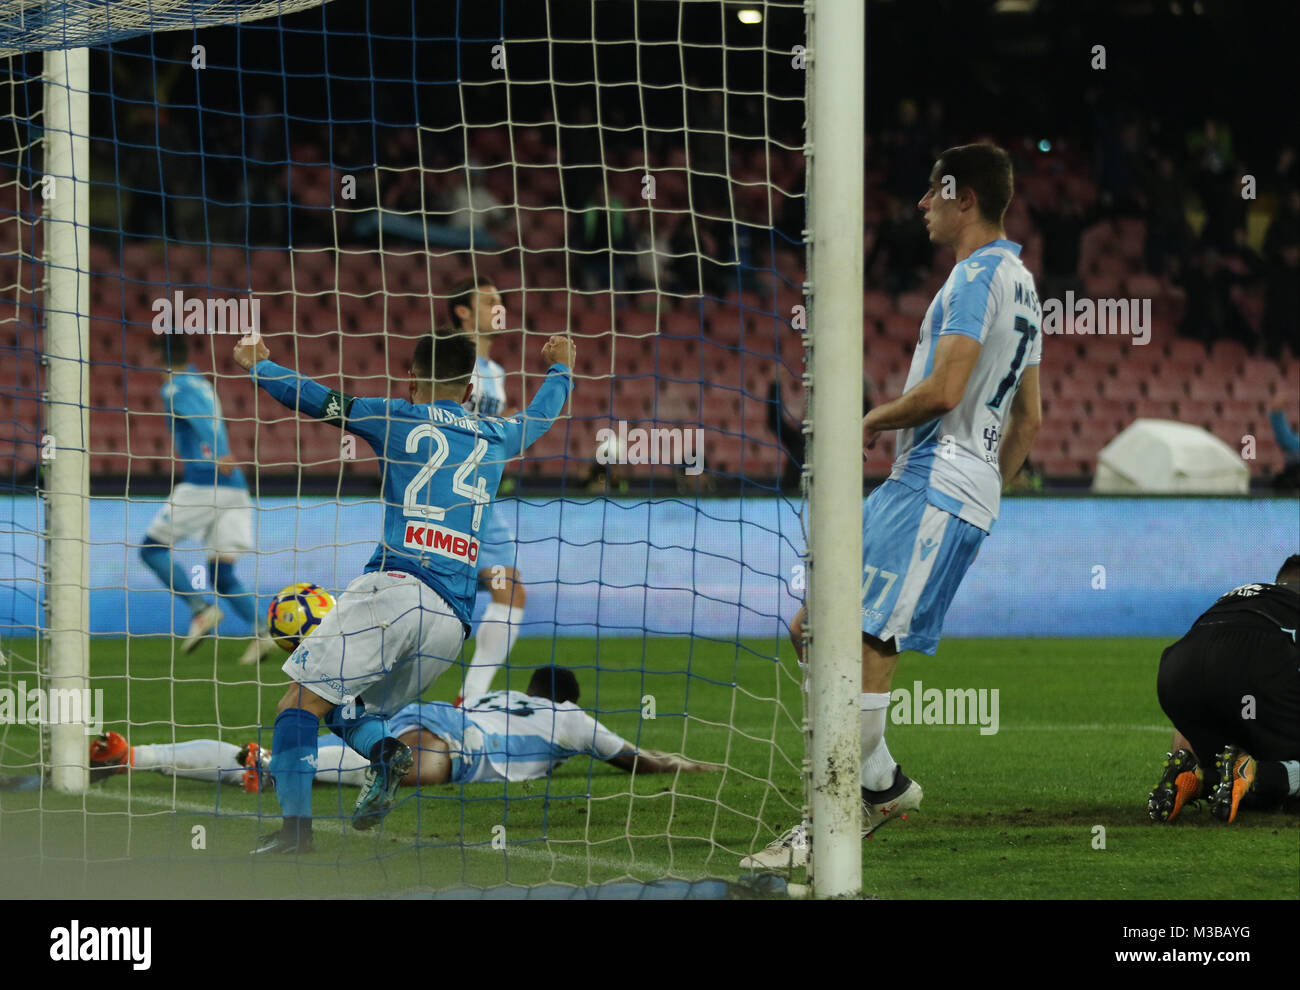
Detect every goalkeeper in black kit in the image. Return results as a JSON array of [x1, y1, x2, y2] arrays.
[[1148, 554, 1300, 824]]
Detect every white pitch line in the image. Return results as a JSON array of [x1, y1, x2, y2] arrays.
[[914, 724, 1169, 732], [85, 787, 690, 878]]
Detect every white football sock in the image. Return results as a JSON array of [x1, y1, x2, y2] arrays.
[[858, 692, 891, 790], [133, 740, 244, 786], [1283, 760, 1300, 797], [863, 736, 897, 792], [315, 738, 373, 788], [462, 602, 524, 699]]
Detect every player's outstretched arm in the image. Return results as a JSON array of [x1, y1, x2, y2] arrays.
[[233, 334, 360, 428], [500, 334, 576, 455], [863, 334, 981, 449], [605, 746, 720, 775], [998, 364, 1042, 481]]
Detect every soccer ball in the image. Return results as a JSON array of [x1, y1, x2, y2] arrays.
[[267, 582, 336, 652]]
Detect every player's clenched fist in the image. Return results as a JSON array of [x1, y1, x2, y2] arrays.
[[540, 334, 576, 369], [233, 334, 270, 370]]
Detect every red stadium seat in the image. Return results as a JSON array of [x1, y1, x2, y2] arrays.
[[1208, 338, 1250, 370]]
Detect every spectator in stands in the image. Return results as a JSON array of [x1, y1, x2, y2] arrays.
[[925, 98, 947, 151], [1262, 188, 1300, 358], [245, 94, 288, 245], [561, 106, 602, 175], [1097, 118, 1149, 216], [1200, 165, 1252, 253], [1003, 457, 1043, 494], [570, 184, 635, 291], [883, 98, 938, 202], [666, 215, 731, 299], [1270, 145, 1297, 198], [1188, 117, 1239, 251], [628, 213, 670, 294], [867, 194, 933, 295], [1143, 156, 1192, 277], [767, 376, 873, 490], [667, 219, 702, 295], [774, 178, 805, 266], [1175, 243, 1256, 349], [686, 89, 729, 216], [1030, 192, 1096, 301], [444, 161, 508, 233], [584, 453, 630, 495]]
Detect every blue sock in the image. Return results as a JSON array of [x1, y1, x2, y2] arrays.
[[140, 540, 207, 616], [268, 708, 320, 821], [210, 560, 255, 626], [325, 704, 390, 762]]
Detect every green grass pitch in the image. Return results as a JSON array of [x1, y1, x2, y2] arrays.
[[1, 635, 1295, 898]]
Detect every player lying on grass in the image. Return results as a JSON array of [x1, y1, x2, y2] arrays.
[[232, 329, 574, 854], [1148, 554, 1300, 825], [89, 666, 715, 789], [747, 143, 1043, 870]]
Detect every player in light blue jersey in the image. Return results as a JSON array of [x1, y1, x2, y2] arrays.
[[444, 278, 532, 704], [385, 665, 715, 785], [90, 667, 714, 791], [139, 334, 266, 662], [748, 144, 1044, 870], [232, 329, 575, 853]]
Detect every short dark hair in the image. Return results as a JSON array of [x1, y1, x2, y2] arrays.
[[931, 143, 1014, 224], [527, 666, 581, 705], [149, 333, 189, 368], [1276, 554, 1300, 591], [444, 277, 496, 330], [410, 331, 476, 389]]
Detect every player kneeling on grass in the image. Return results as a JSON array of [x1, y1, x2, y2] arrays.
[[231, 329, 574, 854], [1148, 554, 1300, 825], [745, 144, 1043, 871], [89, 666, 715, 791]]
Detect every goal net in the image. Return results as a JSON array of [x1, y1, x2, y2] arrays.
[[0, 0, 817, 896]]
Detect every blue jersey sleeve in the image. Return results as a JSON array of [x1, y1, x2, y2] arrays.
[[1269, 410, 1300, 459], [249, 359, 388, 448], [940, 257, 1004, 342], [497, 364, 573, 456], [165, 375, 231, 460]]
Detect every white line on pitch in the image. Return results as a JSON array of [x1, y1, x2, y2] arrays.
[[85, 787, 693, 878], [914, 724, 1168, 732]]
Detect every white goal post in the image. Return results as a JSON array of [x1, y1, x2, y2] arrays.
[[42, 45, 91, 795], [28, 0, 336, 796], [805, 0, 864, 898]]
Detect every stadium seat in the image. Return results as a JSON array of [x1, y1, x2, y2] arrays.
[[1208, 338, 1250, 371], [1142, 377, 1187, 403]]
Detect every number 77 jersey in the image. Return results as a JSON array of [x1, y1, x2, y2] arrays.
[[890, 238, 1042, 533]]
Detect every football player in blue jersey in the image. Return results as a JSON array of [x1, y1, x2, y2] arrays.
[[233, 329, 574, 853], [139, 333, 269, 663], [444, 278, 531, 704], [747, 144, 1044, 870]]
